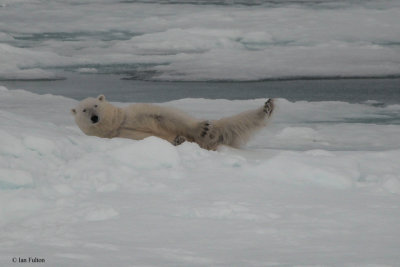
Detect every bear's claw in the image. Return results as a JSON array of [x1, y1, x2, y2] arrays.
[[172, 135, 186, 146], [200, 121, 212, 138]]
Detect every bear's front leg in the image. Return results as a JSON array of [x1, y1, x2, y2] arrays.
[[118, 128, 154, 140]]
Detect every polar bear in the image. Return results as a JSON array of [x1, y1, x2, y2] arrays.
[[71, 95, 274, 150]]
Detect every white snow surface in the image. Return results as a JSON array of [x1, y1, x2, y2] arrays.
[[0, 0, 399, 81], [0, 86, 400, 266]]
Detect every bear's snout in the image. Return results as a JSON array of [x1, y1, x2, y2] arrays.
[[91, 115, 99, 124]]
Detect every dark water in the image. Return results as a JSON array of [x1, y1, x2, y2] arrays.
[[2, 72, 399, 104]]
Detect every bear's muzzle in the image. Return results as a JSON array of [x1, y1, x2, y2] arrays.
[[91, 115, 99, 124]]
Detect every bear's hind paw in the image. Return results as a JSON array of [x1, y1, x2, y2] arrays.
[[199, 121, 213, 139], [263, 98, 274, 116]]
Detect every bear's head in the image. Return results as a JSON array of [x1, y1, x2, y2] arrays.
[[71, 95, 123, 138]]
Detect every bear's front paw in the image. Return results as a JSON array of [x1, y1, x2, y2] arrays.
[[263, 98, 274, 116], [172, 135, 186, 146]]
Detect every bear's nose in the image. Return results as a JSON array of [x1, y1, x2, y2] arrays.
[[91, 115, 99, 124]]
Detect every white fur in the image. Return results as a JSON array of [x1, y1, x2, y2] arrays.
[[71, 95, 274, 150]]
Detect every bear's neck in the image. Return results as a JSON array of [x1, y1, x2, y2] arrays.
[[103, 106, 126, 138]]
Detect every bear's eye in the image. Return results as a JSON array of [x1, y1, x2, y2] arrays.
[[94, 105, 98, 108], [83, 109, 87, 112]]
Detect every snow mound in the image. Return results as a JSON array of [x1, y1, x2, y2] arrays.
[[109, 137, 181, 169], [252, 150, 357, 189], [85, 207, 119, 222]]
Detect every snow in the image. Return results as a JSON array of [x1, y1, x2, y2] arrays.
[[0, 86, 400, 266], [0, 0, 399, 81], [0, 169, 33, 189]]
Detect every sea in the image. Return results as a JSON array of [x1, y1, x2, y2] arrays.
[[0, 0, 399, 103]]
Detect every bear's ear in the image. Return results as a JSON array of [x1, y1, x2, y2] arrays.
[[71, 108, 77, 115], [97, 95, 106, 102]]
